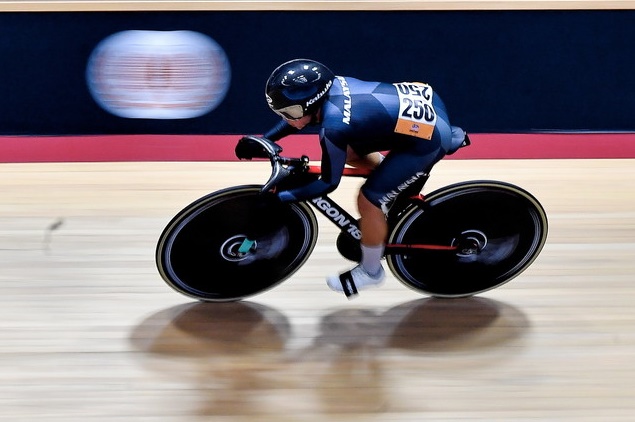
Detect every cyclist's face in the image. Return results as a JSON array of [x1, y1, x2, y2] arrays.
[[284, 114, 312, 129]]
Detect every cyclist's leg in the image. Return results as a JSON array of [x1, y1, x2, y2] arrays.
[[327, 134, 448, 297], [365, 138, 448, 215], [345, 145, 384, 170], [431, 93, 462, 156]]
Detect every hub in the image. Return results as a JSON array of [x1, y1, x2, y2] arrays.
[[452, 230, 487, 257], [220, 235, 255, 262]]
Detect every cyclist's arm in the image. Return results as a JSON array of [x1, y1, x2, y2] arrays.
[[263, 119, 299, 142], [277, 131, 347, 202]]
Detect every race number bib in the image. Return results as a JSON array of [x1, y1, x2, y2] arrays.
[[393, 82, 437, 140]]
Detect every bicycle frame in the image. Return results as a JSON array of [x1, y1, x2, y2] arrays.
[[304, 165, 458, 254]]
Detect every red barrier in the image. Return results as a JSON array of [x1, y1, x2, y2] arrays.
[[1, 133, 634, 163]]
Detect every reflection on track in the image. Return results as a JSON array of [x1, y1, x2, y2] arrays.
[[129, 298, 529, 416], [131, 297, 529, 355], [131, 301, 291, 357], [316, 297, 529, 352]]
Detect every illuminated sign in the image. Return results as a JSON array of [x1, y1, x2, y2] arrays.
[[86, 30, 231, 119]]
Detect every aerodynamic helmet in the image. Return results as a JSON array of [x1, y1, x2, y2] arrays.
[[265, 59, 335, 120]]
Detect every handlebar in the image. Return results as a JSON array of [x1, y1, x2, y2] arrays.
[[235, 135, 371, 193], [235, 135, 310, 193]]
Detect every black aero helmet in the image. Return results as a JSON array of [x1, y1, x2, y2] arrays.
[[265, 59, 335, 120]]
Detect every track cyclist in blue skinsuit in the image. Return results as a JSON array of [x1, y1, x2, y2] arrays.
[[255, 58, 468, 297]]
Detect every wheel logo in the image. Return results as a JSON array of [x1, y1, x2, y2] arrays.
[[220, 235, 254, 262]]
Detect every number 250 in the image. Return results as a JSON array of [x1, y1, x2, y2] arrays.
[[401, 98, 435, 122]]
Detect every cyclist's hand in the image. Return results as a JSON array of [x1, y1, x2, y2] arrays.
[[277, 191, 295, 202], [264, 187, 295, 203], [261, 189, 283, 205], [235, 135, 260, 160], [235, 136, 281, 160]]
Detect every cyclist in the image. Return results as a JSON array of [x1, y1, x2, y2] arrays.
[[253, 58, 467, 297]]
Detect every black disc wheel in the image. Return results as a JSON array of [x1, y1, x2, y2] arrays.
[[387, 181, 548, 297], [156, 186, 318, 301]]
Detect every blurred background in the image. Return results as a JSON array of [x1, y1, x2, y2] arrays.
[[1, 9, 635, 137]]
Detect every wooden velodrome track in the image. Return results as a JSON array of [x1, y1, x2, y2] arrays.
[[2, 158, 634, 421], [2, 2, 635, 422]]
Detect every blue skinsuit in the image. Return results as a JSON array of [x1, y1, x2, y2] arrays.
[[264, 76, 459, 212]]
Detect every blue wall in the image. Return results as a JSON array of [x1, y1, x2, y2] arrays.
[[1, 10, 634, 135]]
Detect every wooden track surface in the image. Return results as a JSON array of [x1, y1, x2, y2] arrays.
[[1, 159, 634, 421]]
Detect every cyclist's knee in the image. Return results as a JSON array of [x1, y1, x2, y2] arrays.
[[360, 186, 391, 215], [357, 190, 377, 212]]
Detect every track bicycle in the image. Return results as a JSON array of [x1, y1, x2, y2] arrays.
[[156, 135, 548, 301]]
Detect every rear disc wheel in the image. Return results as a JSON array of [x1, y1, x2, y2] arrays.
[[387, 181, 548, 297]]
